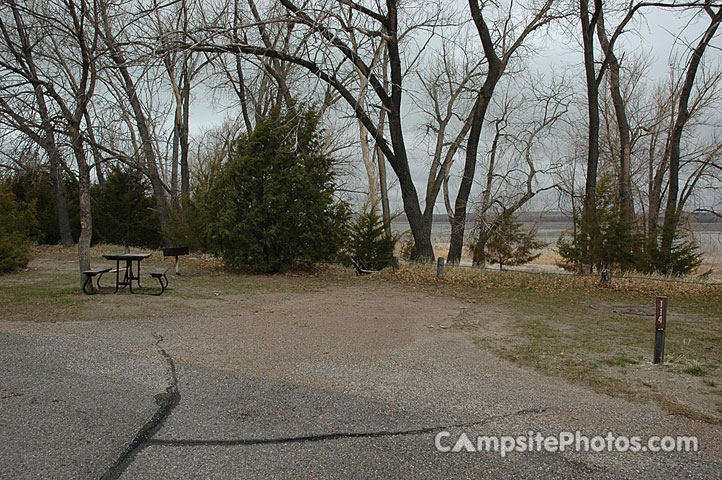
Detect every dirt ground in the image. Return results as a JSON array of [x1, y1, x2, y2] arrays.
[[2, 245, 720, 426]]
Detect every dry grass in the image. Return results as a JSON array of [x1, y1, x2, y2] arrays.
[[374, 263, 722, 423], [378, 263, 722, 305], [529, 250, 562, 266]]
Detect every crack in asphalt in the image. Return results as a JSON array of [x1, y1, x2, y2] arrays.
[[147, 408, 547, 448], [98, 337, 547, 478], [100, 334, 180, 480]]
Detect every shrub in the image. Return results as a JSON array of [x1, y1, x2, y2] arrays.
[[643, 231, 702, 277], [346, 209, 396, 269], [399, 233, 416, 260], [0, 183, 39, 273], [167, 126, 227, 252], [204, 106, 349, 272], [166, 197, 207, 253]]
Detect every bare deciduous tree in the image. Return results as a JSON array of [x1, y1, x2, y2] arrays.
[[0, 0, 101, 282], [0, 0, 77, 248], [188, 0, 456, 259], [659, 3, 722, 269], [469, 79, 569, 265], [446, 0, 558, 264], [97, 0, 174, 245]]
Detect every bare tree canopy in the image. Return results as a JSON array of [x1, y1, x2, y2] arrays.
[[0, 0, 720, 274]]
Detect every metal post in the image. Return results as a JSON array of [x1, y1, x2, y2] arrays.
[[654, 296, 667, 364], [437, 257, 445, 279], [601, 268, 611, 283]]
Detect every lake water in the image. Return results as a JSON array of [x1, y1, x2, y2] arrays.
[[391, 221, 722, 259]]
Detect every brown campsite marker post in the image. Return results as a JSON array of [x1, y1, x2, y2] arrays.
[[437, 257, 445, 279], [654, 296, 667, 364], [391, 256, 400, 271]]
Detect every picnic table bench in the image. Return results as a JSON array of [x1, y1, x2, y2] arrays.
[[349, 258, 377, 275], [82, 267, 113, 295], [150, 268, 169, 296], [82, 253, 170, 295]]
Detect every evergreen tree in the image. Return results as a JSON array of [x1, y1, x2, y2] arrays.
[[644, 232, 702, 276], [91, 166, 162, 248], [10, 169, 79, 244], [558, 176, 642, 273], [0, 183, 39, 273], [557, 174, 701, 276], [347, 209, 396, 269], [486, 214, 545, 270], [205, 106, 349, 272]]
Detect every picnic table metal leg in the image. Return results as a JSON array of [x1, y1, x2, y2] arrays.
[[82, 274, 94, 295], [136, 259, 142, 288], [123, 260, 130, 286], [114, 259, 120, 293], [128, 260, 134, 294]]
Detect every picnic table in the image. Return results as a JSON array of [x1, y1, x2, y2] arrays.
[[103, 252, 151, 294]]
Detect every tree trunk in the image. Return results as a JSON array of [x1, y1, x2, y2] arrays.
[[70, 126, 92, 286], [180, 65, 191, 202], [148, 169, 173, 247], [77, 170, 92, 287], [376, 45, 391, 237], [471, 118, 502, 267], [646, 138, 668, 243], [580, 0, 601, 272], [359, 120, 379, 209], [180, 0, 191, 203], [647, 190, 662, 241], [32, 70, 75, 247], [448, 73, 499, 263], [472, 224, 489, 267], [398, 160, 434, 259], [596, 11, 634, 223], [385, 0, 433, 260], [447, 0, 503, 264], [376, 145, 392, 237], [171, 107, 180, 207], [47, 147, 74, 247], [96, 160, 106, 191]]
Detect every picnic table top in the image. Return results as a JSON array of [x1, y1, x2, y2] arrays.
[[102, 253, 152, 261]]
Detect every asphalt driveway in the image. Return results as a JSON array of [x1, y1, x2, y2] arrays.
[[1, 283, 720, 479]]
